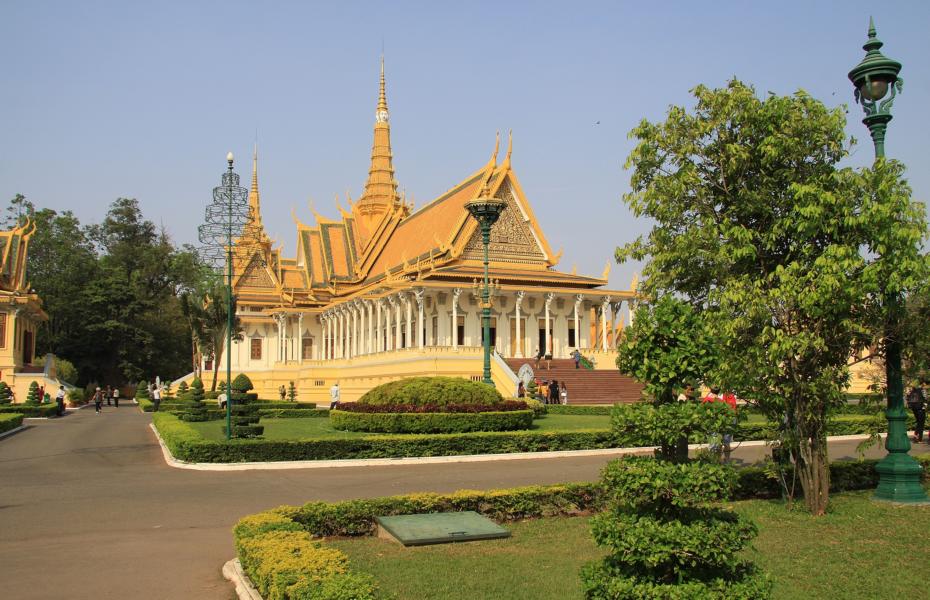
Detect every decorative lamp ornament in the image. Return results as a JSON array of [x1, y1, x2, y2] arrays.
[[848, 17, 903, 158]]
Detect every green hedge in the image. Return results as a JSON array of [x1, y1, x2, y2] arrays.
[[547, 405, 612, 416], [0, 402, 60, 418], [153, 413, 618, 463], [232, 457, 930, 599], [0, 413, 24, 434], [358, 376, 502, 408], [329, 409, 534, 434]]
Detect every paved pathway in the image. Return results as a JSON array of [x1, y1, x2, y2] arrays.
[[1, 404, 926, 599]]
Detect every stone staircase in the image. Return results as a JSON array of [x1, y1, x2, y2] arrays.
[[504, 358, 644, 405]]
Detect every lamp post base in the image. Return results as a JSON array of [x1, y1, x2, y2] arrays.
[[874, 452, 929, 504]]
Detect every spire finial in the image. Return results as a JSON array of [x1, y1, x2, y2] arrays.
[[502, 130, 513, 170], [868, 16, 876, 38], [377, 55, 388, 119]]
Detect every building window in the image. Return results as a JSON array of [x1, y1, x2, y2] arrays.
[[568, 325, 576, 348], [480, 317, 497, 347], [250, 338, 262, 360], [431, 315, 438, 346], [302, 337, 313, 360], [0, 313, 6, 349], [456, 315, 465, 346], [203, 358, 213, 372]]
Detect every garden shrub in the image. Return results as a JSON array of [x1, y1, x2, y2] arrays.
[[357, 376, 502, 408], [547, 405, 612, 416], [287, 381, 298, 402], [0, 413, 24, 434], [178, 377, 208, 422], [524, 398, 546, 417], [336, 401, 528, 414], [25, 381, 40, 405], [0, 402, 59, 418], [582, 456, 771, 599], [224, 374, 263, 438], [611, 401, 740, 461], [0, 381, 12, 405], [136, 381, 151, 400], [177, 381, 189, 397], [329, 408, 534, 434]]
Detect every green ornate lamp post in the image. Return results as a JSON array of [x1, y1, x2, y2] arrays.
[[465, 197, 506, 385], [848, 19, 927, 503]]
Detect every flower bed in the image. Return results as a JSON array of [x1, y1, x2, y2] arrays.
[[329, 408, 534, 434], [0, 413, 24, 434]]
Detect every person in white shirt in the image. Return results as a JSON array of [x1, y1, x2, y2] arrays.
[[329, 382, 341, 410], [55, 386, 66, 416]]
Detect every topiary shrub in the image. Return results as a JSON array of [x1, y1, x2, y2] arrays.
[[0, 382, 12, 405], [178, 377, 208, 422], [287, 381, 298, 402], [223, 373, 263, 438], [581, 457, 770, 599], [136, 381, 151, 400], [177, 381, 189, 397], [358, 376, 503, 409], [25, 381, 40, 405]]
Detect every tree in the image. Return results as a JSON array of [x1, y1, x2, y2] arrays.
[[26, 381, 40, 405], [616, 80, 927, 515], [616, 296, 718, 405], [181, 285, 243, 391], [0, 382, 12, 405], [287, 381, 298, 402]]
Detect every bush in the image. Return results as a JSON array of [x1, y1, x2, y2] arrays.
[[178, 377, 208, 422], [336, 401, 528, 414], [0, 402, 59, 418], [177, 381, 189, 396], [287, 381, 298, 403], [358, 376, 502, 408], [329, 409, 534, 434], [224, 374, 263, 438], [612, 401, 740, 461], [67, 389, 84, 405], [34, 355, 79, 385], [582, 456, 771, 599], [524, 398, 546, 417], [136, 381, 151, 400], [25, 381, 40, 405], [0, 382, 11, 405], [0, 413, 24, 434], [548, 405, 612, 416]]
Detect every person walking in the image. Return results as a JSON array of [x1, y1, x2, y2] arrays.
[[560, 382, 568, 405], [906, 382, 927, 443], [93, 387, 103, 414], [55, 385, 66, 417], [152, 383, 162, 412], [112, 386, 119, 408], [539, 380, 549, 405], [329, 381, 341, 410], [548, 379, 560, 405], [534, 347, 543, 370], [517, 381, 526, 398], [279, 384, 287, 401], [571, 348, 582, 369], [105, 385, 112, 406]]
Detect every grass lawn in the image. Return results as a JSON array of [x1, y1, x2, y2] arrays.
[[327, 489, 930, 600], [187, 413, 613, 441]]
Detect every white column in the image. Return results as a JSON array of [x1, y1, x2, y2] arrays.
[[351, 305, 358, 358], [327, 314, 333, 359], [574, 294, 582, 351], [386, 297, 395, 351], [405, 294, 413, 348], [601, 296, 611, 352], [394, 294, 402, 350], [356, 301, 365, 355], [275, 313, 284, 362], [338, 309, 345, 359], [298, 313, 304, 364], [366, 301, 374, 354], [515, 290, 524, 358], [451, 288, 461, 349], [415, 288, 425, 349], [544, 293, 553, 356]]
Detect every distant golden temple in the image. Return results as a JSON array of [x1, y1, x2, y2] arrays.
[[211, 60, 639, 402]]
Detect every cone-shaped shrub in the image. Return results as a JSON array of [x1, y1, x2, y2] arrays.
[[178, 377, 208, 422], [581, 402, 770, 599], [136, 381, 151, 400], [224, 373, 263, 438], [25, 381, 40, 405], [287, 380, 298, 402], [0, 381, 11, 405], [177, 381, 189, 396]]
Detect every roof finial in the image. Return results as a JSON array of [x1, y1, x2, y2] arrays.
[[377, 55, 388, 119], [868, 15, 876, 38], [502, 130, 513, 170]]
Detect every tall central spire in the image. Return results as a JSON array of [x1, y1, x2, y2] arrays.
[[356, 57, 400, 234], [245, 143, 270, 244]]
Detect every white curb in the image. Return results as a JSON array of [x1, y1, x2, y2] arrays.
[[222, 559, 262, 600], [147, 423, 890, 472], [0, 425, 26, 440]]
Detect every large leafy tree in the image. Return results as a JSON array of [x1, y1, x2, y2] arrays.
[[617, 80, 927, 515]]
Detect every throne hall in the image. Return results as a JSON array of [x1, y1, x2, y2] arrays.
[[211, 61, 637, 403]]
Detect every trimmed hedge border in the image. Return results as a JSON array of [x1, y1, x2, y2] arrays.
[[548, 405, 612, 416], [139, 398, 318, 414], [0, 413, 24, 434], [0, 403, 59, 418], [233, 457, 930, 599], [329, 408, 534, 434], [153, 413, 618, 463], [153, 412, 913, 464]]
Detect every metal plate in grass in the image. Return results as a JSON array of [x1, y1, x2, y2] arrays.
[[375, 511, 510, 546]]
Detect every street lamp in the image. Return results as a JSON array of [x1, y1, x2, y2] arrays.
[[848, 19, 926, 503], [198, 153, 252, 440], [465, 197, 506, 385]]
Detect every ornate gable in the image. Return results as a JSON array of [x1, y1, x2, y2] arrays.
[[461, 177, 547, 264], [238, 254, 276, 288]]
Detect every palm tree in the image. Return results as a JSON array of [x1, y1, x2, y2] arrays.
[[180, 286, 243, 391]]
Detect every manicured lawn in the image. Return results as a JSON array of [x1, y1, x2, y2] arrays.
[[328, 490, 930, 600], [187, 413, 613, 441]]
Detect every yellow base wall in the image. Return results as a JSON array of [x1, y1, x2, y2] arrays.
[[187, 347, 518, 404]]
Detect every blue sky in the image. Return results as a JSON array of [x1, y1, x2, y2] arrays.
[[2, 1, 928, 291]]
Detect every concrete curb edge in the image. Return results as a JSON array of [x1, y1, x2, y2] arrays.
[[222, 558, 262, 600], [148, 423, 887, 472], [0, 425, 26, 440]]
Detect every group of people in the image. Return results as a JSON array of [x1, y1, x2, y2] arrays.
[[92, 385, 122, 414], [517, 379, 568, 405]]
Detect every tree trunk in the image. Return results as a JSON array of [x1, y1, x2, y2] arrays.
[[795, 422, 830, 515]]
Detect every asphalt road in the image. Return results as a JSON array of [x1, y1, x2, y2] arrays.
[[0, 404, 926, 600]]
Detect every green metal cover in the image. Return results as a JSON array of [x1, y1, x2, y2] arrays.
[[375, 511, 510, 546]]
